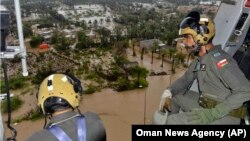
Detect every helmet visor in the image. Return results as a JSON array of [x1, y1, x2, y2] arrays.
[[179, 17, 199, 29]]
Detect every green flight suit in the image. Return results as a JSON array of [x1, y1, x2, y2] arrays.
[[26, 111, 106, 141], [166, 45, 250, 124]]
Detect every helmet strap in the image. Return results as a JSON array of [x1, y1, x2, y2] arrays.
[[43, 115, 48, 129], [76, 107, 84, 116], [192, 43, 201, 56]]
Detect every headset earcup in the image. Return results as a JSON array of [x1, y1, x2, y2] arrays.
[[74, 83, 83, 95], [65, 73, 84, 94], [74, 84, 79, 93]]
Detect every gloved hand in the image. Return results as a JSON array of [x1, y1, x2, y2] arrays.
[[159, 89, 172, 112], [187, 104, 229, 124]]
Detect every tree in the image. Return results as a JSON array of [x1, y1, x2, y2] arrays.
[[23, 22, 33, 38], [106, 17, 111, 23], [114, 25, 122, 41], [150, 40, 159, 64], [100, 18, 104, 25], [93, 19, 98, 28], [175, 52, 186, 64], [169, 48, 177, 61], [141, 47, 145, 60], [131, 39, 137, 57], [51, 30, 59, 44], [96, 27, 111, 47], [54, 34, 70, 52], [30, 35, 44, 48], [114, 41, 128, 58], [160, 48, 169, 67], [129, 65, 149, 87]]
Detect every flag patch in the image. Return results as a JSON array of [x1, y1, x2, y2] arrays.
[[217, 59, 228, 69]]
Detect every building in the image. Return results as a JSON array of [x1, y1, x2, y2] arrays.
[[139, 39, 166, 52], [199, 0, 221, 6]]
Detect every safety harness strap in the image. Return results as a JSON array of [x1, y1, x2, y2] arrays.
[[47, 116, 86, 141], [77, 116, 86, 141], [48, 125, 72, 141]]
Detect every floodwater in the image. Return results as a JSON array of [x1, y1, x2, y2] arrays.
[[3, 47, 186, 141], [4, 74, 184, 141]]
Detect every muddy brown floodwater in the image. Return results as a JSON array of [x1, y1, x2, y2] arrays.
[[3, 47, 186, 141]]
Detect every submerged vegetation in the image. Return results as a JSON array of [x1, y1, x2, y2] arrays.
[[1, 96, 23, 113]]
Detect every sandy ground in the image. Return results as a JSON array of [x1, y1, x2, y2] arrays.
[[2, 46, 186, 141]]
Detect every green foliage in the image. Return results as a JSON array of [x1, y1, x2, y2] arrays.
[[1, 76, 28, 93], [175, 52, 186, 64], [37, 21, 54, 28], [1, 96, 23, 113], [9, 55, 22, 63], [114, 56, 129, 66], [136, 77, 149, 88], [23, 22, 33, 38], [111, 77, 133, 91], [85, 72, 97, 80], [111, 76, 148, 91], [95, 27, 111, 47], [31, 68, 54, 85], [106, 66, 123, 81], [77, 31, 87, 42], [12, 107, 43, 123], [129, 66, 148, 79], [84, 83, 98, 94], [75, 31, 94, 49], [54, 35, 71, 51], [30, 35, 44, 48], [51, 31, 59, 44]]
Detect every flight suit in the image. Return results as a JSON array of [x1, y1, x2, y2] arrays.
[[26, 111, 106, 141], [165, 45, 250, 124]]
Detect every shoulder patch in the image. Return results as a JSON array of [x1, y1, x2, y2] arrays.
[[213, 52, 221, 57], [216, 59, 228, 69]]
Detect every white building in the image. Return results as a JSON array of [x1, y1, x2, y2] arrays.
[[200, 0, 221, 6]]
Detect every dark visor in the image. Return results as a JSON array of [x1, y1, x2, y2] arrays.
[[179, 17, 199, 29]]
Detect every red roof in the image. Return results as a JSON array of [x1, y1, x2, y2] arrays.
[[39, 43, 49, 49]]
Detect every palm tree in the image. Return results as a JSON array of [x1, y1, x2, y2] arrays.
[[100, 18, 104, 25], [169, 48, 177, 61], [176, 52, 186, 65], [132, 39, 137, 57], [114, 25, 122, 41], [141, 47, 145, 60], [93, 19, 98, 29], [160, 48, 169, 67], [150, 40, 159, 64], [172, 53, 177, 73]]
